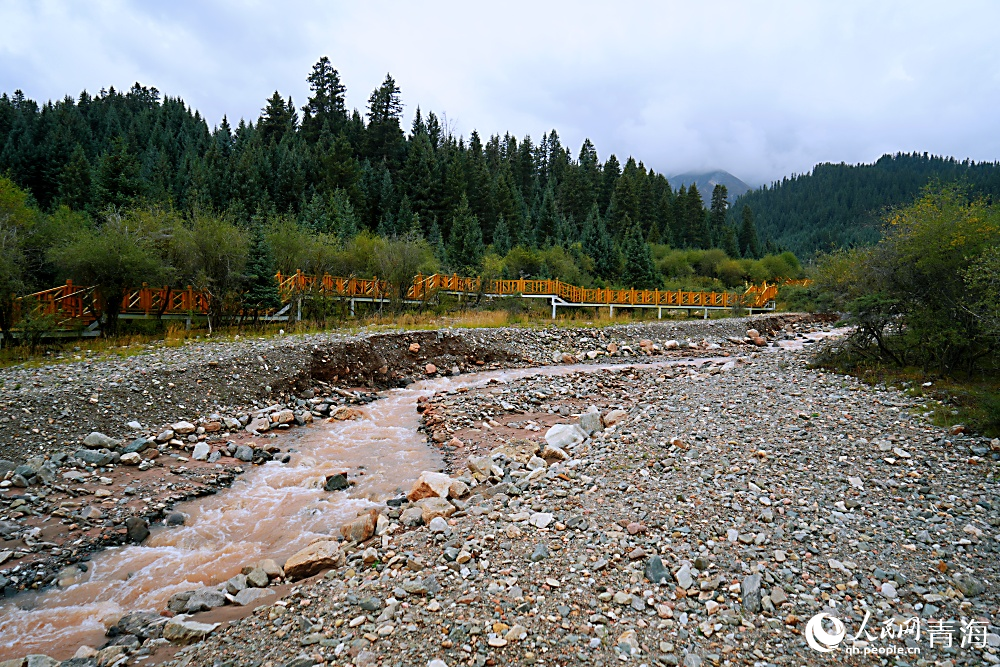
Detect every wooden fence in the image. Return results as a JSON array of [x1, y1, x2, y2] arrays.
[[12, 272, 782, 332]]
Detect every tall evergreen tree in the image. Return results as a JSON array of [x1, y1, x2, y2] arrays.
[[492, 214, 512, 255], [329, 188, 360, 240], [738, 205, 761, 258], [447, 195, 484, 271], [583, 205, 619, 281], [684, 184, 709, 248], [708, 184, 729, 245], [259, 91, 296, 144], [721, 225, 740, 259], [59, 144, 94, 211], [365, 74, 404, 166], [619, 217, 659, 288], [243, 223, 282, 314], [301, 56, 347, 140], [96, 137, 142, 209]]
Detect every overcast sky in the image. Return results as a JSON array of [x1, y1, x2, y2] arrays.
[[2, 1, 999, 185]]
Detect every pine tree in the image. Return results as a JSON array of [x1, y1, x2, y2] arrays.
[[684, 184, 708, 247], [330, 188, 360, 240], [738, 206, 761, 258], [721, 225, 740, 259], [709, 184, 729, 245], [365, 74, 404, 166], [301, 192, 331, 233], [59, 144, 94, 211], [619, 217, 660, 289], [534, 182, 560, 246], [259, 91, 295, 144], [583, 205, 620, 281], [492, 214, 512, 255], [427, 217, 446, 262], [301, 56, 347, 140], [96, 137, 142, 209], [243, 224, 281, 315], [447, 195, 484, 271]]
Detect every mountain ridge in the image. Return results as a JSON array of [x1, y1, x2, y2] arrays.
[[669, 169, 751, 203]]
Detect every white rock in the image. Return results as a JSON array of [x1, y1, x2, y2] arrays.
[[192, 443, 210, 461], [529, 512, 554, 529], [544, 423, 587, 449]]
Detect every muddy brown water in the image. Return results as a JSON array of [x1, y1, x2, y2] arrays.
[[0, 357, 730, 661]]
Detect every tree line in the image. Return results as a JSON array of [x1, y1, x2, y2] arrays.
[[0, 58, 775, 274], [0, 58, 807, 337], [731, 153, 1000, 256]]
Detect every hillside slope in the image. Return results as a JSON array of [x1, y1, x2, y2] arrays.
[[729, 153, 1000, 256]]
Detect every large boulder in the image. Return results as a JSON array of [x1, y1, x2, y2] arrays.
[[284, 540, 346, 580], [183, 587, 227, 613], [82, 432, 119, 449], [602, 409, 628, 427], [75, 449, 115, 466], [419, 497, 456, 524], [544, 423, 587, 449], [163, 617, 220, 645], [171, 421, 197, 435], [233, 587, 276, 606], [578, 411, 603, 436], [125, 517, 149, 543], [468, 456, 501, 480], [407, 471, 452, 501], [340, 509, 379, 542]]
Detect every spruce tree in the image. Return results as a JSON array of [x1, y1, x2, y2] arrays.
[[301, 56, 347, 140], [721, 225, 740, 259], [243, 224, 282, 315], [427, 217, 446, 262], [738, 206, 761, 258], [447, 195, 484, 272], [619, 217, 660, 289], [492, 214, 512, 255], [96, 137, 142, 210], [330, 188, 359, 240], [709, 184, 729, 245], [584, 205, 621, 281], [259, 91, 295, 144], [59, 144, 94, 212], [685, 184, 708, 247], [301, 192, 331, 233]]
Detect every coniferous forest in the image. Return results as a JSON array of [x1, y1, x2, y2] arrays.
[[0, 57, 804, 319], [733, 153, 1000, 255]]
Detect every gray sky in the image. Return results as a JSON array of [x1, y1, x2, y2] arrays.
[[2, 0, 999, 185]]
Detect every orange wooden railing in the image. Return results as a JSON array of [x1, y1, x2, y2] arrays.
[[13, 272, 780, 330], [405, 274, 776, 309]]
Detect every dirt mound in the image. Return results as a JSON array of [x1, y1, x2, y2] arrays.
[[300, 330, 517, 390]]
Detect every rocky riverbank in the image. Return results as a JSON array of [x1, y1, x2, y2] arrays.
[[151, 337, 997, 667], [16, 313, 994, 667]]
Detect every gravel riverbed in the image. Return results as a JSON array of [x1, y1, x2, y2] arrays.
[[2, 314, 997, 667]]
